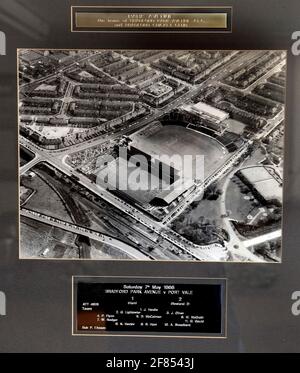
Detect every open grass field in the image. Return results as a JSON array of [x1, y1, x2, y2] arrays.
[[20, 217, 78, 258], [226, 176, 264, 222], [131, 124, 229, 179], [97, 156, 169, 205], [97, 123, 230, 205], [21, 173, 73, 222]]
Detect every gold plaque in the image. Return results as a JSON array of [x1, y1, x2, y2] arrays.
[[75, 12, 228, 30]]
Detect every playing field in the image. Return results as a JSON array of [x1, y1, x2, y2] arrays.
[[131, 124, 229, 179], [97, 124, 230, 206], [97, 156, 168, 205]]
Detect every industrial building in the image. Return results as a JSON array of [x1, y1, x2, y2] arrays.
[[237, 166, 282, 205]]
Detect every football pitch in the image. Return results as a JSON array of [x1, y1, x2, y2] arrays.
[[131, 124, 229, 179]]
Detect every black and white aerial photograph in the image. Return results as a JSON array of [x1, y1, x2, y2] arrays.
[[19, 49, 285, 262]]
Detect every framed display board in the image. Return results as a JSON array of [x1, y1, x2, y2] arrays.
[[0, 0, 300, 354]]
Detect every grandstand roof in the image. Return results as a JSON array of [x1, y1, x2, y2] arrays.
[[183, 102, 229, 122], [151, 178, 194, 206]]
